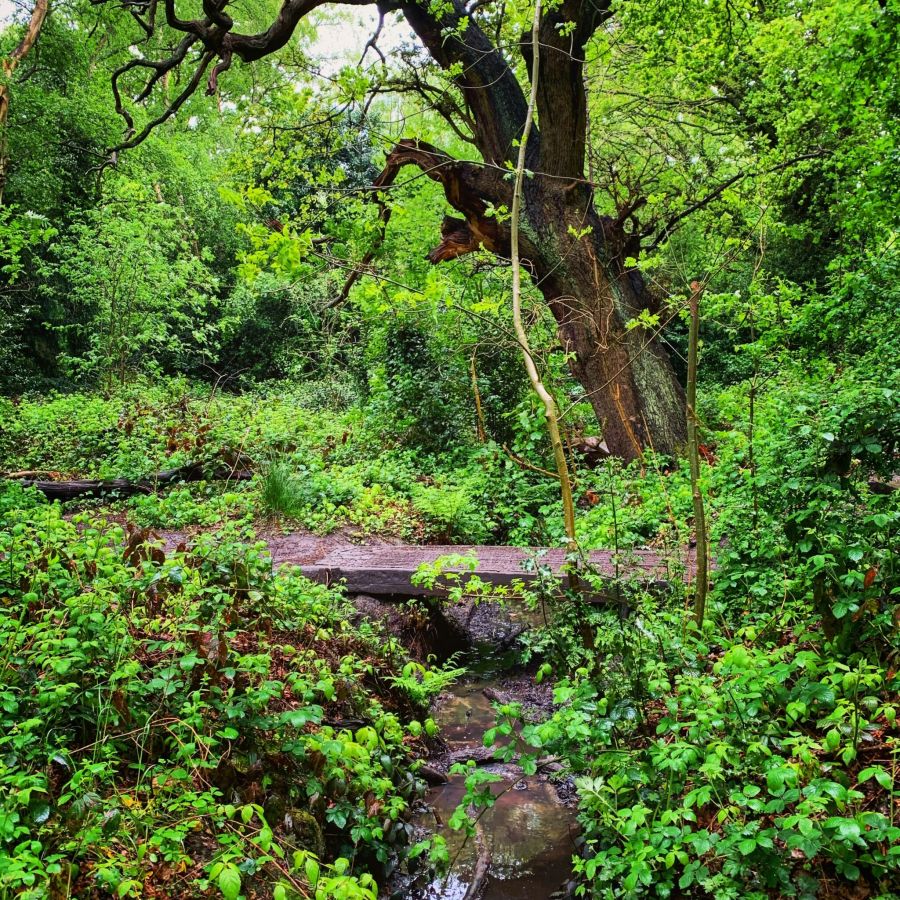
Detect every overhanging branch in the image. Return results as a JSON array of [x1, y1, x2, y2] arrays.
[[335, 138, 511, 303], [642, 149, 830, 252]]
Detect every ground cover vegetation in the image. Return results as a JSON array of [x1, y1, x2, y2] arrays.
[[0, 0, 898, 895]]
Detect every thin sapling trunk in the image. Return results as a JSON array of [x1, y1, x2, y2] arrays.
[[509, 0, 578, 553], [687, 280, 709, 625]]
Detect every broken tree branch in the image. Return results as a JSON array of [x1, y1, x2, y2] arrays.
[[14, 460, 252, 502]]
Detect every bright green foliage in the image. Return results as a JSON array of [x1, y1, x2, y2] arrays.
[[0, 495, 432, 897], [42, 177, 220, 386], [499, 598, 900, 898], [2, 0, 900, 895]]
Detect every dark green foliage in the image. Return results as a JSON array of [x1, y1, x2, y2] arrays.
[[368, 320, 472, 454]]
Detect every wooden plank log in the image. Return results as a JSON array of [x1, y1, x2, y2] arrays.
[[300, 544, 694, 601]]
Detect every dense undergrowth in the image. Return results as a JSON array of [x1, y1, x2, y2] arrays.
[[1, 339, 898, 899], [0, 490, 451, 899], [505, 589, 900, 899], [0, 379, 699, 551]]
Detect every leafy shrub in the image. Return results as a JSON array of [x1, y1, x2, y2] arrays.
[[508, 601, 900, 898], [711, 363, 900, 650], [574, 454, 696, 549], [0, 502, 435, 898], [126, 484, 254, 528], [259, 456, 360, 526], [0, 381, 214, 479], [366, 320, 470, 454], [0, 481, 47, 515], [44, 177, 220, 387], [411, 477, 493, 544]]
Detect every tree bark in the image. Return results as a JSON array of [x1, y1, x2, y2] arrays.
[[376, 140, 687, 460], [375, 3, 687, 460], [526, 193, 688, 460]]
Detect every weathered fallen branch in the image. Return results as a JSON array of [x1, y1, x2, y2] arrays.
[[464, 820, 491, 900], [14, 461, 252, 501], [868, 475, 900, 495]]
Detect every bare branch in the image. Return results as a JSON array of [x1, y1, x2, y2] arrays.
[[112, 48, 215, 153], [359, 7, 386, 66], [206, 46, 232, 95], [109, 34, 198, 137]]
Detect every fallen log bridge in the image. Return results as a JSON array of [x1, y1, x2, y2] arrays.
[[13, 461, 252, 502], [299, 543, 697, 603]]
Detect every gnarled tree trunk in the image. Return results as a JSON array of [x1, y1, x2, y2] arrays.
[[373, 140, 686, 460], [373, 0, 687, 460], [98, 0, 688, 459], [523, 185, 686, 459]]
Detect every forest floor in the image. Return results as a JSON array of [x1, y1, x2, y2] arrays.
[[3, 383, 897, 898]]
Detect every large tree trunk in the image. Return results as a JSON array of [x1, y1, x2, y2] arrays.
[[373, 139, 686, 461], [381, 0, 687, 461], [94, 0, 687, 460], [524, 186, 687, 459]]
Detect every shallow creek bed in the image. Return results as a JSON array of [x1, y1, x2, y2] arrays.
[[372, 596, 580, 900]]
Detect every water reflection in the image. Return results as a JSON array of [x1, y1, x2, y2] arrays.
[[410, 677, 578, 899]]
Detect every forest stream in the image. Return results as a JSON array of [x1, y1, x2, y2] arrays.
[[400, 613, 580, 900]]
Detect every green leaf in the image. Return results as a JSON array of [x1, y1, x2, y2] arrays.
[[766, 769, 786, 795], [217, 863, 241, 900]]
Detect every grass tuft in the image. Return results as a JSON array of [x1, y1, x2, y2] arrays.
[[260, 458, 304, 517]]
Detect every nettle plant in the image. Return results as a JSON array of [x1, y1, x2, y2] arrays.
[[713, 364, 899, 650], [0, 497, 437, 898]]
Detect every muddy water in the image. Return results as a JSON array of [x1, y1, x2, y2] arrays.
[[410, 648, 579, 900]]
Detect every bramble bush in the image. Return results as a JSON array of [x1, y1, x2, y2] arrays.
[[493, 593, 900, 899]]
